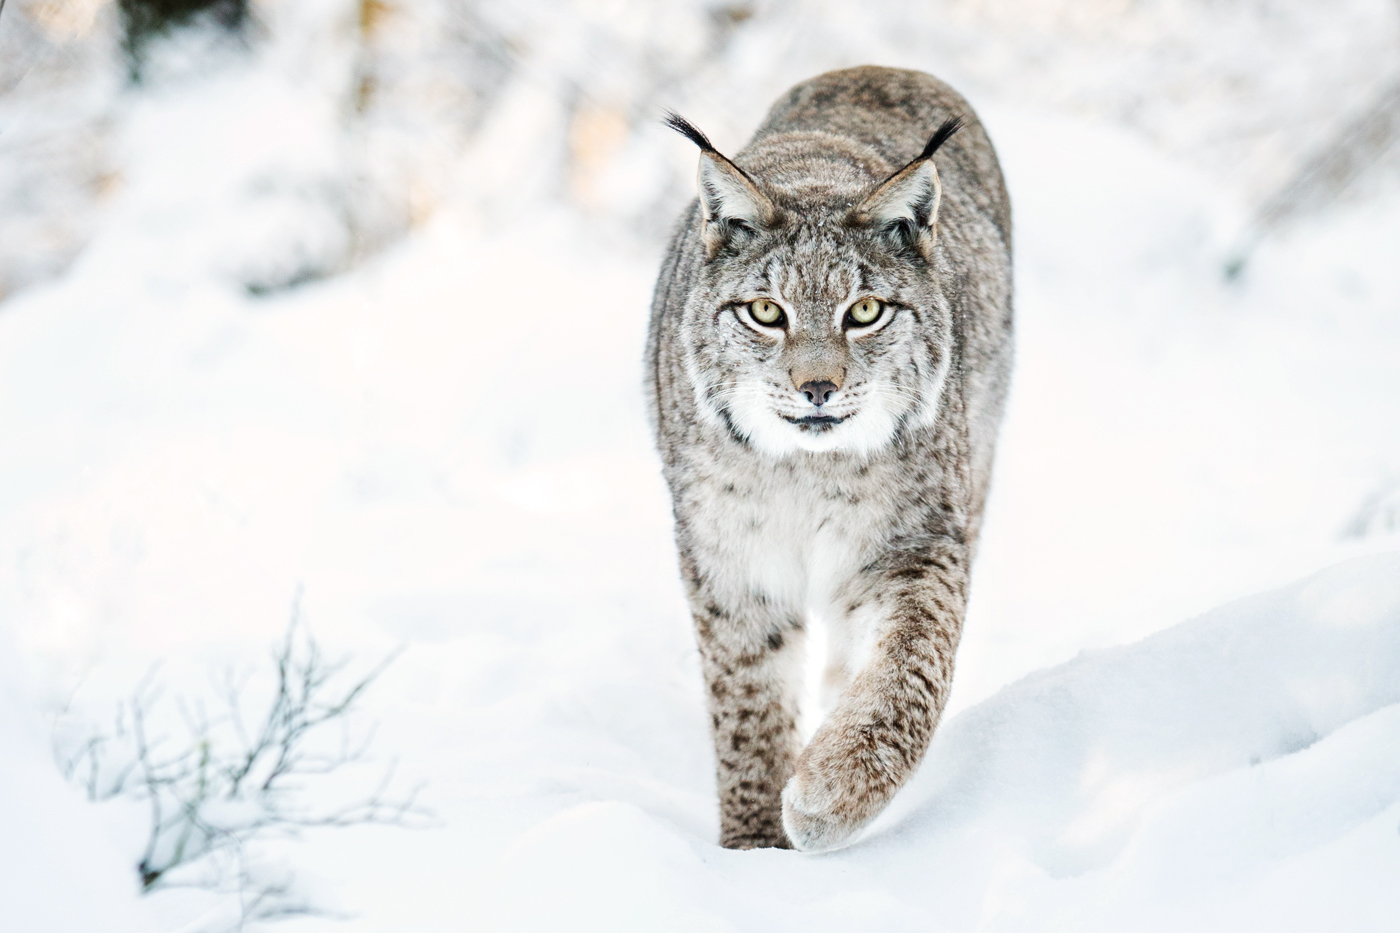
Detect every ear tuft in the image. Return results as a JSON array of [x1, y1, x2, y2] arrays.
[[663, 111, 716, 153], [918, 116, 965, 162], [853, 115, 965, 260], [664, 110, 777, 257]]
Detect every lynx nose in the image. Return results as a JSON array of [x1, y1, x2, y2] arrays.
[[799, 380, 838, 407]]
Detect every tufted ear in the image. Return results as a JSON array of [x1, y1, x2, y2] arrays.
[[665, 112, 776, 257], [853, 116, 964, 261]]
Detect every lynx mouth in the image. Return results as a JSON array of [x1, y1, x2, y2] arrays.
[[784, 414, 846, 431]]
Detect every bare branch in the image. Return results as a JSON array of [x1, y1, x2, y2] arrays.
[[53, 601, 428, 929]]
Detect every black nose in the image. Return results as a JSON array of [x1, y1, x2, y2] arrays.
[[799, 380, 838, 407]]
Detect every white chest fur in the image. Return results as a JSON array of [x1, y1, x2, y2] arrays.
[[687, 465, 885, 622]]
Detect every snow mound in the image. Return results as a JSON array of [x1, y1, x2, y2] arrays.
[[458, 553, 1400, 932]]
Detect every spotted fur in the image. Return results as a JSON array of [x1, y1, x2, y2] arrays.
[[647, 67, 1012, 851]]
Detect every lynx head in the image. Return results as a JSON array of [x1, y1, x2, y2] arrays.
[[666, 113, 964, 459]]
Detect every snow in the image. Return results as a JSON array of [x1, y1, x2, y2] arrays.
[[2, 0, 1400, 930], [451, 553, 1400, 932], [0, 623, 161, 932]]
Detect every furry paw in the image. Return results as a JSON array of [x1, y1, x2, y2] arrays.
[[719, 803, 794, 850], [782, 718, 907, 852], [720, 829, 793, 850], [780, 769, 865, 853]]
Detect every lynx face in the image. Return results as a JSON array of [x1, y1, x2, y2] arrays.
[[685, 222, 952, 458], [664, 112, 962, 460]]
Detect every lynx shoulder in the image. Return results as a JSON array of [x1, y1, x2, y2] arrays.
[[646, 66, 1012, 851]]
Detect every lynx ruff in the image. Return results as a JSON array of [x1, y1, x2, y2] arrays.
[[646, 67, 1013, 852]]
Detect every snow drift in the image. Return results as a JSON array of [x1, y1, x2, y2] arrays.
[[456, 553, 1400, 932]]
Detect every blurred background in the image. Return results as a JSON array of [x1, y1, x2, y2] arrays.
[[2, 1, 1399, 931], [4, 0, 1400, 298]]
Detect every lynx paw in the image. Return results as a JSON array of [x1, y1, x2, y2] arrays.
[[721, 829, 793, 850], [780, 770, 864, 853], [719, 803, 793, 850], [782, 719, 907, 852]]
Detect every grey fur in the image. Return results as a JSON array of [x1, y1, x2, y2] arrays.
[[647, 67, 1012, 852]]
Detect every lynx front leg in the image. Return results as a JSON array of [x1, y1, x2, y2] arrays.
[[782, 539, 970, 852], [686, 561, 805, 849]]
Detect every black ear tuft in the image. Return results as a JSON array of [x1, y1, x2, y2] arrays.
[[663, 111, 716, 153], [918, 116, 965, 162]]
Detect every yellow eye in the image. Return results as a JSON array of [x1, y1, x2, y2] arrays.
[[749, 299, 784, 326], [848, 298, 884, 326]]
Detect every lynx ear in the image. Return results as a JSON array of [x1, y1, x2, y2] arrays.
[[665, 112, 776, 257], [854, 116, 964, 260]]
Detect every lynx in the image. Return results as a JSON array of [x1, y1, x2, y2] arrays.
[[646, 67, 1012, 852]]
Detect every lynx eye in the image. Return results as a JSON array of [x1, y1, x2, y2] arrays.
[[748, 299, 785, 327], [846, 297, 885, 327]]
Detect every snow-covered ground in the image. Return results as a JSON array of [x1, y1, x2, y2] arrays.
[[2, 1, 1400, 930]]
